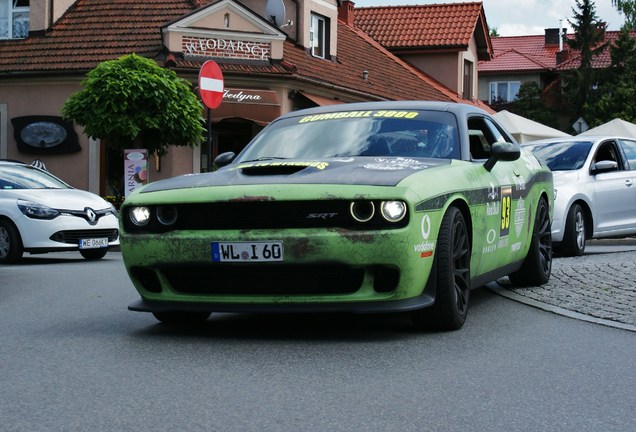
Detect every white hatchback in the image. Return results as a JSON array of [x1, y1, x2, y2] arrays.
[[0, 160, 119, 263], [525, 136, 636, 256]]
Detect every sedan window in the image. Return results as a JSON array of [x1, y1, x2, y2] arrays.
[[0, 165, 69, 190], [619, 139, 636, 170], [529, 141, 593, 171]]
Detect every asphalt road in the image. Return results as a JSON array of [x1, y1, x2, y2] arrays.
[[1, 251, 635, 432]]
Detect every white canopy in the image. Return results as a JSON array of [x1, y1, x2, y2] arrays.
[[494, 110, 571, 143], [580, 118, 636, 138]]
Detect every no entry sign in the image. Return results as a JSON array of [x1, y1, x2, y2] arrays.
[[198, 60, 224, 109]]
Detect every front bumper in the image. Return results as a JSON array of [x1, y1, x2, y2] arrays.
[[121, 226, 437, 308]]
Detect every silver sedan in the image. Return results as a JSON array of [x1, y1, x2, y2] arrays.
[[525, 136, 636, 256]]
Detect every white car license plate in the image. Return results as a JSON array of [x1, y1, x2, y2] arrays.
[[79, 238, 109, 249], [211, 241, 284, 262]]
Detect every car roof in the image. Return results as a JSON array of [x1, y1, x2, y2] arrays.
[[276, 100, 491, 120]]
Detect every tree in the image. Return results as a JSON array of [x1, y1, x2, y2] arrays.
[[489, 27, 500, 37], [612, 0, 636, 29], [588, 28, 636, 124], [560, 0, 606, 121], [62, 54, 205, 157], [512, 82, 560, 128]]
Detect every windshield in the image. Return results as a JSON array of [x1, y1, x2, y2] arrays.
[[0, 164, 70, 190], [529, 140, 593, 171], [236, 109, 460, 162]]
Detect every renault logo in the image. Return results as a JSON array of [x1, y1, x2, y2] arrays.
[[85, 207, 97, 224]]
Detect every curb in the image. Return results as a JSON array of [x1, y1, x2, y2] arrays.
[[488, 282, 636, 332]]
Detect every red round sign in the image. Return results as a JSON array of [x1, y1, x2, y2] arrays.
[[198, 60, 224, 109]]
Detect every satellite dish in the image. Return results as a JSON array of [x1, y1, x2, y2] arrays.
[[265, 0, 286, 27]]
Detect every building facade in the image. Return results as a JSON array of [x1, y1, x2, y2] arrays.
[[0, 0, 490, 199]]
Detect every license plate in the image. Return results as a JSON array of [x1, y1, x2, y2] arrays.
[[79, 238, 109, 249], [211, 241, 284, 262]]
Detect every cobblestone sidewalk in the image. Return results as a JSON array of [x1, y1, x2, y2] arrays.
[[495, 249, 636, 331]]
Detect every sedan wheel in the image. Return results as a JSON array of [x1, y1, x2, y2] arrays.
[[561, 203, 586, 257], [0, 220, 24, 264], [412, 206, 470, 331]]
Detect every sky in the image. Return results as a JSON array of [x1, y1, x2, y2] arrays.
[[357, 0, 626, 36]]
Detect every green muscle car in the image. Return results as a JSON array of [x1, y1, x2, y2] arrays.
[[120, 101, 553, 330]]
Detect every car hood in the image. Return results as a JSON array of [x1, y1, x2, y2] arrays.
[[141, 157, 451, 193], [2, 189, 112, 210]]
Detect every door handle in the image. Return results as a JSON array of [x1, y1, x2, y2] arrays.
[[626, 179, 633, 187]]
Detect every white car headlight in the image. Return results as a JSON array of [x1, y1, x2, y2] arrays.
[[17, 199, 60, 219], [380, 201, 407, 222], [129, 206, 151, 226]]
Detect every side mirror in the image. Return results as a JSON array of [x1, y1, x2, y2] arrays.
[[484, 142, 521, 172], [591, 160, 618, 174], [213, 151, 236, 168]]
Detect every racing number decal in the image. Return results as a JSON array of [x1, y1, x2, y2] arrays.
[[500, 186, 512, 237]]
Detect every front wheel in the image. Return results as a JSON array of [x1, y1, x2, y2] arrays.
[[0, 219, 24, 264], [508, 197, 552, 286], [412, 206, 471, 331], [560, 203, 586, 257]]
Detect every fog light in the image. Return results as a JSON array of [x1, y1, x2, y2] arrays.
[[130, 206, 151, 226], [380, 201, 406, 222]]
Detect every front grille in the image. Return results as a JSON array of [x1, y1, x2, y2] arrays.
[[123, 200, 409, 232], [157, 263, 364, 296], [50, 229, 119, 245]]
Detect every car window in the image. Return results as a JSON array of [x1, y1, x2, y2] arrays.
[[235, 110, 461, 161], [619, 139, 636, 170], [593, 141, 623, 169], [0, 164, 70, 190], [467, 117, 513, 160], [529, 140, 593, 171]]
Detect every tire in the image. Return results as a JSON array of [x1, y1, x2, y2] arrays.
[[152, 311, 211, 325], [80, 248, 108, 260], [0, 219, 24, 264], [508, 197, 552, 286], [560, 203, 586, 257], [412, 206, 471, 331]]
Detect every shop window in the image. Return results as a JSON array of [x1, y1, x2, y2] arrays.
[[0, 0, 29, 39], [310, 13, 328, 59], [489, 81, 521, 104]]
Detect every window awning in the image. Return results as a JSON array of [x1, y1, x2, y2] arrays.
[[299, 91, 344, 106], [211, 88, 281, 125]]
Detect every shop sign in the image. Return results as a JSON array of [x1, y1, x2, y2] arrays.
[[124, 149, 148, 197]]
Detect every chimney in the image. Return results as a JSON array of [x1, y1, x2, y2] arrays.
[[544, 28, 560, 46], [338, 0, 355, 27]]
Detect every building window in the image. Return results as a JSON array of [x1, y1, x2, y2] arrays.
[[463, 60, 473, 100], [0, 0, 29, 39], [310, 13, 327, 58], [489, 81, 521, 103]]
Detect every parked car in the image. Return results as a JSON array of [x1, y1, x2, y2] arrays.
[[525, 136, 636, 256], [0, 160, 120, 263], [120, 101, 553, 331]]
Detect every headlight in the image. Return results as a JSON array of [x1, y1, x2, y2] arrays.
[[156, 205, 178, 226], [350, 201, 375, 222], [17, 199, 59, 219], [129, 206, 151, 226], [380, 201, 407, 222]]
